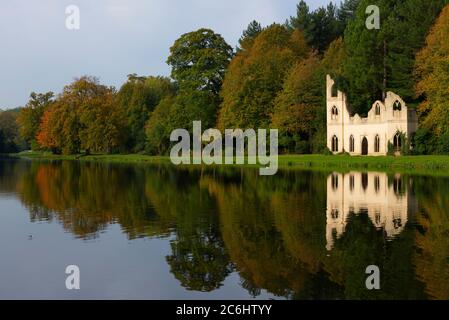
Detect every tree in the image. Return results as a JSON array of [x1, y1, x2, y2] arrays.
[[217, 25, 309, 130], [145, 96, 175, 155], [387, 0, 448, 102], [414, 5, 449, 154], [0, 109, 23, 153], [17, 92, 54, 150], [337, 0, 361, 28], [36, 76, 126, 154], [271, 54, 322, 153], [238, 20, 263, 51], [342, 0, 447, 115], [288, 1, 354, 54], [116, 75, 176, 152], [271, 38, 346, 154], [167, 28, 233, 96], [159, 28, 234, 137], [36, 109, 59, 153]]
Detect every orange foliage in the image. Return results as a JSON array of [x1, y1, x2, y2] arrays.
[[36, 109, 57, 150]]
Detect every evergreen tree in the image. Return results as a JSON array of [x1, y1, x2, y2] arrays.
[[238, 20, 263, 51], [288, 1, 357, 54], [343, 0, 448, 115]]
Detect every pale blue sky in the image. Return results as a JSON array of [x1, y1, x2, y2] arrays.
[[0, 0, 332, 108]]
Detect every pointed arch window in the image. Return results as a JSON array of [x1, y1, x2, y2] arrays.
[[349, 135, 355, 152], [374, 135, 380, 153], [332, 135, 339, 152], [375, 104, 381, 116], [394, 133, 402, 151], [331, 106, 339, 120], [393, 100, 402, 111]]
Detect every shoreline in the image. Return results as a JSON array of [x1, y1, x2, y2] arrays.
[[6, 152, 449, 176]]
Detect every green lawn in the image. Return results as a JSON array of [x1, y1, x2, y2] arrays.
[[8, 151, 449, 176]]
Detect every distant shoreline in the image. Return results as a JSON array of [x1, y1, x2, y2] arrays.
[[6, 152, 449, 177]]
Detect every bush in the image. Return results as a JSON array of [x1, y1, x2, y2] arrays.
[[437, 132, 449, 155], [294, 139, 310, 154], [412, 128, 433, 155]]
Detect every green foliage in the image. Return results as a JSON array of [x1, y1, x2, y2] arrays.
[[218, 25, 309, 130], [387, 131, 410, 156], [342, 0, 447, 115], [145, 96, 177, 155], [271, 37, 346, 153], [412, 128, 433, 155], [17, 92, 54, 150], [437, 132, 449, 155], [288, 0, 359, 53], [238, 20, 263, 51], [151, 28, 234, 148], [117, 75, 176, 152], [0, 109, 25, 153], [167, 28, 233, 95], [271, 54, 322, 153]]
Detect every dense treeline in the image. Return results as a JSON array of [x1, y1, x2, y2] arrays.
[[1, 0, 449, 155]]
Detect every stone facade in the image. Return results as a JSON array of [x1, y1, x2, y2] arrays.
[[326, 75, 418, 156]]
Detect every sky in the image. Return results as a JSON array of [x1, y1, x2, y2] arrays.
[[0, 0, 332, 108]]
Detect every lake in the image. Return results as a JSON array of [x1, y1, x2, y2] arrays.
[[0, 157, 448, 299]]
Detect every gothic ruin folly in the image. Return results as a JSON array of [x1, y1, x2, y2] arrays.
[[326, 75, 418, 155]]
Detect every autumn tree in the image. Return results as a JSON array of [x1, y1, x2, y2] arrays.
[[36, 77, 126, 154], [36, 109, 59, 153], [272, 38, 346, 153], [17, 92, 54, 150], [218, 25, 309, 130], [414, 5, 449, 154]]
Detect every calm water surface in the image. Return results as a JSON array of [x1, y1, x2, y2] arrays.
[[0, 158, 448, 299]]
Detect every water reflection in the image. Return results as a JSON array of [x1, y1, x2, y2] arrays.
[[326, 172, 417, 250], [0, 158, 449, 299]]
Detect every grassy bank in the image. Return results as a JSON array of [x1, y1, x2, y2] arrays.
[[7, 151, 449, 175]]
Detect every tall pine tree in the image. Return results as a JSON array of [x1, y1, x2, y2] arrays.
[[342, 0, 448, 115]]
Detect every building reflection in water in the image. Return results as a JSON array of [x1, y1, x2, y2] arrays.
[[326, 172, 417, 251]]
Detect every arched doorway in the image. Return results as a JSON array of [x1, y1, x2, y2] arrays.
[[361, 137, 368, 155], [332, 135, 338, 153]]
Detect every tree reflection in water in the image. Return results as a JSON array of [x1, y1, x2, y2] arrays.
[[0, 158, 449, 299]]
